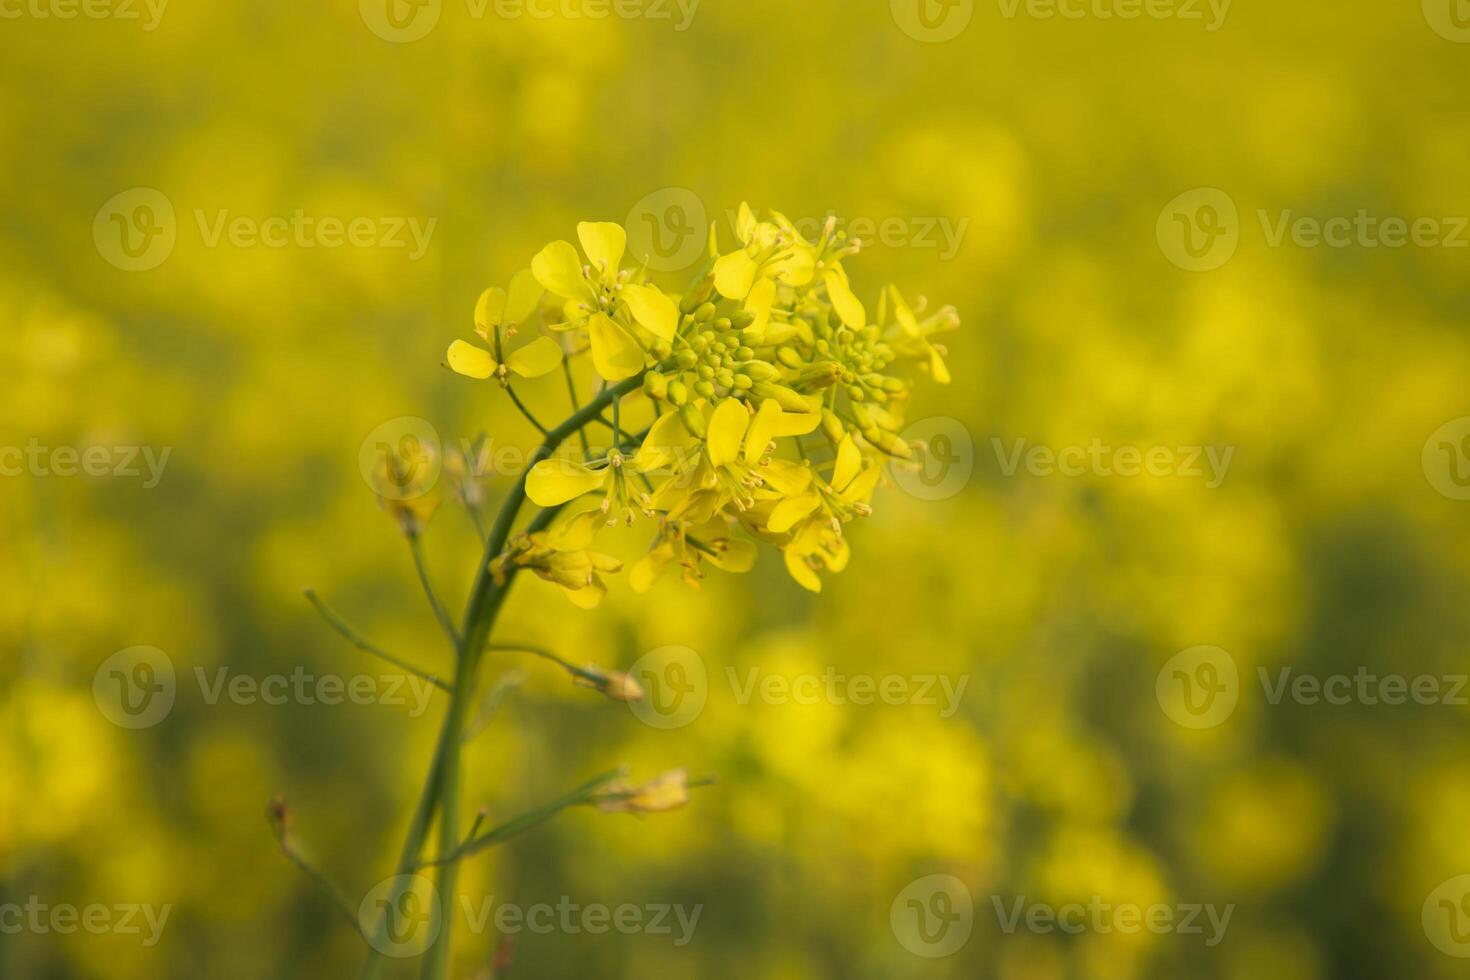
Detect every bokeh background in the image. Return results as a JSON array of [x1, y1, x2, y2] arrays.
[[5, 0, 1470, 977]]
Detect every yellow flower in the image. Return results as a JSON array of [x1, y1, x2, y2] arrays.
[[525, 449, 644, 526], [711, 202, 818, 301], [886, 285, 957, 384], [531, 222, 679, 381], [638, 398, 816, 520], [447, 270, 565, 384], [493, 504, 624, 609], [630, 515, 757, 591]]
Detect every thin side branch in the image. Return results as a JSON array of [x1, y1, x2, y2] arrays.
[[304, 590, 450, 693]]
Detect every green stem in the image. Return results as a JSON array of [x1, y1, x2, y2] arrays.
[[417, 373, 645, 980], [409, 534, 460, 648]]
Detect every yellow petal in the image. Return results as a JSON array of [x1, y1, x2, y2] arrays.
[[619, 283, 679, 342], [768, 493, 820, 534], [577, 221, 626, 275], [474, 287, 506, 337], [743, 276, 776, 342], [506, 336, 564, 378], [546, 507, 603, 551], [832, 435, 862, 491], [824, 267, 866, 329], [505, 269, 543, 324], [526, 458, 607, 507], [587, 312, 646, 381], [532, 240, 588, 299], [760, 459, 812, 496], [889, 284, 920, 335], [743, 398, 782, 464], [713, 251, 759, 300], [706, 537, 757, 573], [447, 339, 498, 379], [842, 465, 884, 504], [771, 397, 823, 437], [929, 346, 951, 384], [635, 410, 696, 473], [562, 579, 606, 609], [784, 548, 822, 593], [706, 399, 750, 468], [736, 202, 757, 242]]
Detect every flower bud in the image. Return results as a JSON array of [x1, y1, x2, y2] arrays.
[[643, 372, 669, 400], [679, 402, 707, 437], [750, 382, 811, 413], [736, 361, 780, 382]]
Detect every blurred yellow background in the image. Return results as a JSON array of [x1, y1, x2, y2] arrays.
[[4, 0, 1470, 977]]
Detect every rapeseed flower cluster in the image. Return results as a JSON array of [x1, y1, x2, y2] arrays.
[[447, 205, 958, 602]]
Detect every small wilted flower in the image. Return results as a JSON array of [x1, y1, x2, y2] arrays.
[[576, 666, 644, 703], [595, 769, 692, 814], [371, 440, 441, 537]]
